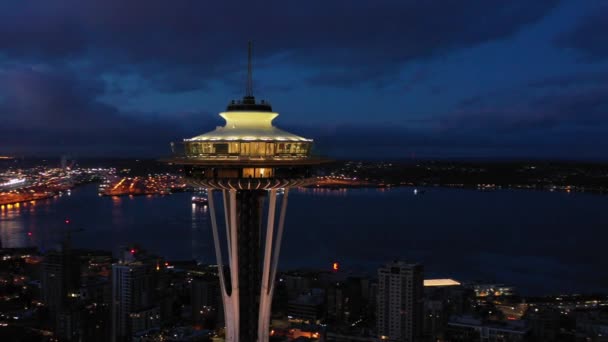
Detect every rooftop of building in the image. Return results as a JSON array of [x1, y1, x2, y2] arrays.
[[448, 314, 528, 333], [226, 95, 273, 112], [185, 111, 311, 143], [379, 260, 422, 269], [424, 278, 461, 287]]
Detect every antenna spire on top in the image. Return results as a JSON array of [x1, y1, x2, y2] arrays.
[[246, 41, 253, 97]]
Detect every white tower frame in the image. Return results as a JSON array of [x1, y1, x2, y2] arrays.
[[207, 188, 290, 342]]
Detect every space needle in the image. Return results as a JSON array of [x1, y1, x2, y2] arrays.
[[168, 43, 325, 342]]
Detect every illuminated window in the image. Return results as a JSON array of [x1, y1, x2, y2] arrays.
[[255, 168, 273, 178], [188, 142, 201, 155], [251, 142, 266, 156], [241, 143, 250, 155], [243, 168, 255, 178], [202, 143, 213, 153], [242, 168, 273, 178], [229, 142, 240, 154], [266, 143, 275, 156]]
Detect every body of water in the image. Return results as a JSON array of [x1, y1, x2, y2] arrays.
[[1, 184, 607, 295]]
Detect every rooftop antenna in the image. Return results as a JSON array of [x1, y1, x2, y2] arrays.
[[246, 41, 253, 98]]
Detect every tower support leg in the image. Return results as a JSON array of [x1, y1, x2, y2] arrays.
[[208, 189, 237, 342], [258, 189, 277, 341], [207, 188, 290, 342], [259, 188, 289, 341]]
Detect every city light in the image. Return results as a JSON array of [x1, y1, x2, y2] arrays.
[[0, 178, 26, 187]]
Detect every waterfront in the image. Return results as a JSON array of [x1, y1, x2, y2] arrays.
[[1, 184, 607, 295]]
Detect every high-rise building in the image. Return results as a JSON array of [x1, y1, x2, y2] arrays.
[[327, 276, 370, 324], [377, 261, 424, 342], [111, 249, 160, 342], [167, 43, 326, 342], [42, 244, 113, 341], [41, 246, 81, 325], [191, 276, 223, 327], [423, 278, 467, 341], [41, 252, 66, 318]]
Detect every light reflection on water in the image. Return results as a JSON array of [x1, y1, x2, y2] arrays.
[[191, 202, 209, 262], [295, 187, 394, 197]]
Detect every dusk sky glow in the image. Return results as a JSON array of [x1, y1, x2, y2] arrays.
[[1, 0, 607, 160]]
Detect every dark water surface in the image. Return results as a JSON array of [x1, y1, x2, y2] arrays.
[[1, 184, 607, 295]]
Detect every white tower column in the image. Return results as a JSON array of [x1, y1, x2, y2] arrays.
[[207, 188, 289, 342], [258, 188, 289, 341]]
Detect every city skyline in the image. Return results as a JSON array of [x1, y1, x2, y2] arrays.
[[1, 1, 608, 160]]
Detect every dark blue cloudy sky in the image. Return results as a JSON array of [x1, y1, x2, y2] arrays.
[[1, 0, 607, 160]]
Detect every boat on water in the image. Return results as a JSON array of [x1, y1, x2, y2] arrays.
[[191, 195, 208, 205]]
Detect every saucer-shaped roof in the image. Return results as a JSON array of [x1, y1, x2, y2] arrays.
[[185, 111, 312, 142]]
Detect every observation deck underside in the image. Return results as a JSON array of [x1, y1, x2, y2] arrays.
[[185, 177, 315, 190]]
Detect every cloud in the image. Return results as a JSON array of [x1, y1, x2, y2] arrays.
[[0, 67, 219, 156], [555, 5, 608, 60], [453, 70, 608, 131], [430, 71, 608, 159], [306, 68, 394, 89], [527, 71, 608, 88], [2, 66, 607, 160], [294, 68, 608, 159], [0, 1, 559, 89], [5, 1, 606, 160]]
